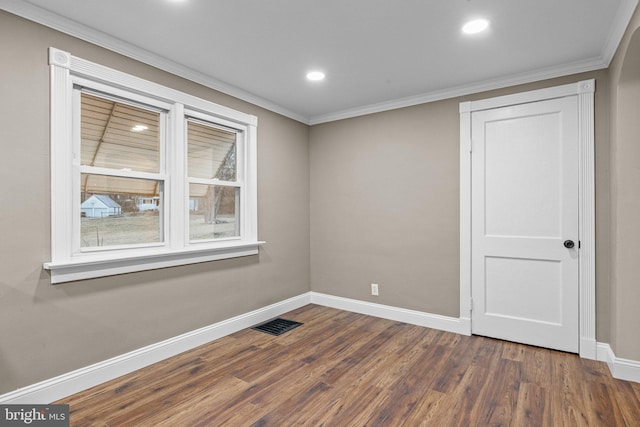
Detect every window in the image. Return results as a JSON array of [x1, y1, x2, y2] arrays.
[[186, 118, 240, 242], [79, 92, 165, 249], [45, 48, 260, 283]]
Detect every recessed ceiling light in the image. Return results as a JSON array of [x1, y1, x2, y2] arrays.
[[131, 125, 148, 132], [462, 18, 490, 35], [306, 71, 326, 81]]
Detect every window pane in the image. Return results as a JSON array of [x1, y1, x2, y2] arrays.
[[189, 184, 239, 241], [187, 120, 236, 181], [81, 174, 162, 248], [81, 92, 160, 173]]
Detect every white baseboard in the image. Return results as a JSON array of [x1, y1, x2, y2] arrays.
[[4, 291, 635, 405], [597, 342, 640, 383], [311, 293, 639, 384], [0, 291, 469, 404], [0, 293, 311, 404], [309, 292, 470, 335]]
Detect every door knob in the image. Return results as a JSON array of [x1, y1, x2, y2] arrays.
[[564, 240, 575, 249]]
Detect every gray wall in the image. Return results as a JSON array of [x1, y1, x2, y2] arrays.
[[0, 10, 310, 394], [310, 101, 461, 316], [609, 6, 640, 362], [310, 69, 611, 336]]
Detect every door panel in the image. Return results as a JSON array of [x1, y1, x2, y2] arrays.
[[484, 257, 562, 324], [471, 96, 579, 353], [484, 113, 562, 237]]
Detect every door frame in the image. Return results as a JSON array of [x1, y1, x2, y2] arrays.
[[459, 79, 596, 359]]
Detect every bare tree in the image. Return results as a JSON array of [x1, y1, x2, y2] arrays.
[[203, 144, 236, 224]]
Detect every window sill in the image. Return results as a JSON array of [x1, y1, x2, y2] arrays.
[[44, 241, 265, 284]]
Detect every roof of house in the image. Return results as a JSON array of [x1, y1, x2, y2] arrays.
[[83, 194, 121, 209]]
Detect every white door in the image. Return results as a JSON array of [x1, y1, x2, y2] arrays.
[[471, 96, 579, 353]]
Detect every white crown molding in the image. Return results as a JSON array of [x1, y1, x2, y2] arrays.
[[0, 0, 309, 124], [309, 57, 607, 125], [309, 0, 638, 126], [601, 0, 639, 65], [1, 0, 636, 126]]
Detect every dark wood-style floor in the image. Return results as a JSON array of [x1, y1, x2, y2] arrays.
[[56, 304, 640, 426]]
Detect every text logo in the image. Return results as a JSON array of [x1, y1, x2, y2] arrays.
[[0, 405, 69, 426]]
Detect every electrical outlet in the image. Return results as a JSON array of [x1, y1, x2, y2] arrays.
[[371, 283, 379, 296]]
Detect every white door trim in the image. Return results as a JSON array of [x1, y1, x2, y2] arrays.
[[459, 79, 596, 359]]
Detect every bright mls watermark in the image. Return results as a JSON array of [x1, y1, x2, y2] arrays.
[[0, 405, 69, 426]]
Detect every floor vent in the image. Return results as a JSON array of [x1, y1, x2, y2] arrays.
[[252, 318, 303, 336]]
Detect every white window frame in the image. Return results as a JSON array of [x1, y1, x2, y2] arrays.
[[184, 113, 244, 243], [73, 86, 170, 254], [44, 47, 261, 284]]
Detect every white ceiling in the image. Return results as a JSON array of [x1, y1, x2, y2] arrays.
[[2, 0, 637, 124]]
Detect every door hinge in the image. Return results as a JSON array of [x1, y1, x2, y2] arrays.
[[470, 298, 474, 312]]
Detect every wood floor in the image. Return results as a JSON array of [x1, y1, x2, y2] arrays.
[[56, 304, 640, 426]]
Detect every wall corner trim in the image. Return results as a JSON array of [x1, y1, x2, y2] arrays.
[[597, 342, 640, 383]]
